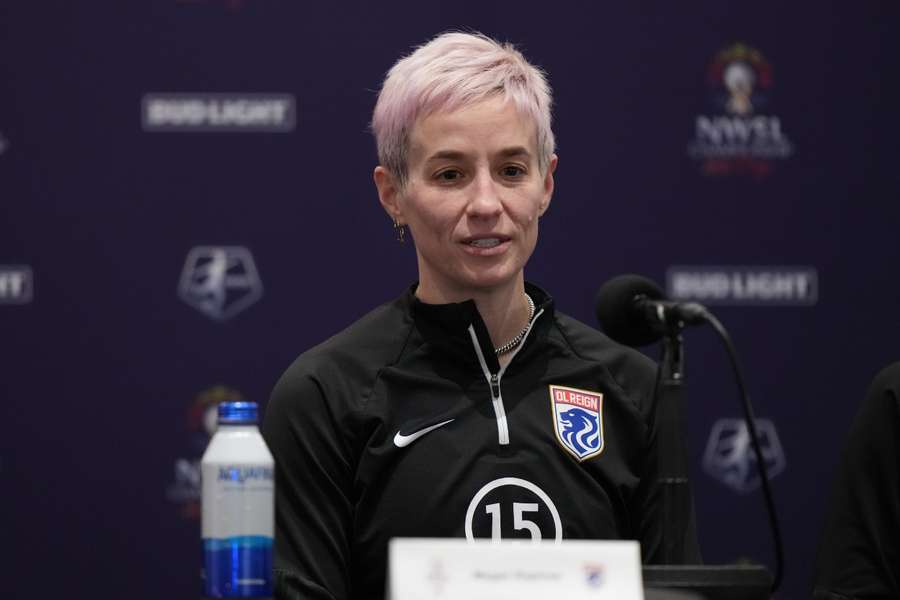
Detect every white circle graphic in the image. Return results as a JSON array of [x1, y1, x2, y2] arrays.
[[464, 477, 562, 543]]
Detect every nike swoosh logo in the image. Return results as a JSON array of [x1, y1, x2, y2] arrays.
[[393, 419, 455, 448]]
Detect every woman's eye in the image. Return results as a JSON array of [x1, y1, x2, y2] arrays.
[[501, 165, 526, 178], [436, 169, 463, 182]]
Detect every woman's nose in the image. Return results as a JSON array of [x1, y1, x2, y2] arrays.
[[466, 172, 503, 218]]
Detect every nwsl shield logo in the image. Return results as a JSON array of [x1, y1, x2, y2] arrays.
[[549, 385, 604, 461]]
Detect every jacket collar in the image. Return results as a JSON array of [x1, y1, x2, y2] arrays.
[[406, 282, 555, 373]]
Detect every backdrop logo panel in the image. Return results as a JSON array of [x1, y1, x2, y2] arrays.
[[0, 131, 8, 156], [0, 265, 33, 304], [166, 385, 244, 519], [702, 418, 786, 494], [666, 266, 817, 306], [178, 246, 263, 321], [687, 43, 793, 178], [142, 93, 296, 132]]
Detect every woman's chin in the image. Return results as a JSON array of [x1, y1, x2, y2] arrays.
[[456, 267, 524, 293]]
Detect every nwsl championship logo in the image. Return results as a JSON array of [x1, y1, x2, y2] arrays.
[[687, 43, 793, 178], [549, 385, 604, 461]]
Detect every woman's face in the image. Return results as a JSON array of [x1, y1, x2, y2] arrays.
[[377, 96, 556, 301]]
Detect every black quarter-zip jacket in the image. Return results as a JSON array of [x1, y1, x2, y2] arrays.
[[263, 283, 700, 600]]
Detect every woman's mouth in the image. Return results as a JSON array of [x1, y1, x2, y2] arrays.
[[461, 236, 511, 256], [468, 238, 502, 248]]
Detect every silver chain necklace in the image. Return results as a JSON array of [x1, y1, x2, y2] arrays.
[[494, 293, 535, 356]]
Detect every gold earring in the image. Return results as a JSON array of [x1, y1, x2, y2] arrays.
[[393, 220, 406, 243]]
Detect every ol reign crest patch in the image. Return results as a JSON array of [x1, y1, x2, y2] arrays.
[[549, 385, 604, 461]]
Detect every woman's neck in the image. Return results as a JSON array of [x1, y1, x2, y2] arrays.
[[415, 276, 532, 359]]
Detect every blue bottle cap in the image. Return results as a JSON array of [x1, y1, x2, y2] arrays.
[[218, 401, 258, 424]]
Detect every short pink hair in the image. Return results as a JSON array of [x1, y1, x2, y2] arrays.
[[372, 31, 555, 186]]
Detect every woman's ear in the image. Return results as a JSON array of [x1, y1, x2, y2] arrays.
[[539, 154, 558, 216], [374, 166, 403, 223]]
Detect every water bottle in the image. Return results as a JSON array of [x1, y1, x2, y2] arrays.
[[201, 401, 274, 598]]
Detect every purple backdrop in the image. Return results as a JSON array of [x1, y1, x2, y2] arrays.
[[2, 2, 899, 599]]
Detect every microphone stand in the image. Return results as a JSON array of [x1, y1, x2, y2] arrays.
[[647, 311, 781, 597], [656, 325, 694, 563]]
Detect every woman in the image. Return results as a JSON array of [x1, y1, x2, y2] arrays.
[[263, 32, 699, 600]]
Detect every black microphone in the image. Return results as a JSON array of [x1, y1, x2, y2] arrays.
[[595, 274, 785, 591], [595, 274, 709, 346]]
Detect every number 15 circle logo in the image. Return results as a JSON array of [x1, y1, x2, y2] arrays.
[[464, 477, 562, 543]]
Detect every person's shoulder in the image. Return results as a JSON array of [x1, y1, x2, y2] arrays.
[[271, 293, 415, 408], [552, 310, 657, 396], [853, 360, 900, 428], [870, 361, 900, 395], [306, 294, 413, 366]]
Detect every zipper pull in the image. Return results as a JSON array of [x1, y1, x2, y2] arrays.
[[489, 373, 500, 398]]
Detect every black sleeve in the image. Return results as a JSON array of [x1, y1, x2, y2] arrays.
[[812, 362, 900, 599], [262, 366, 357, 600]]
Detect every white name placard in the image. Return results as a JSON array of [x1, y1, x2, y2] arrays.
[[388, 538, 644, 600]]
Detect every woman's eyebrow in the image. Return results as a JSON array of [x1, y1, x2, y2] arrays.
[[425, 149, 467, 162], [497, 146, 532, 159], [426, 146, 532, 162]]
